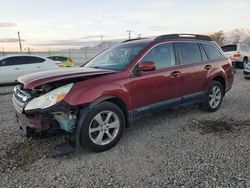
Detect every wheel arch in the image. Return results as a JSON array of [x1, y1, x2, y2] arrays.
[[211, 76, 226, 96], [89, 95, 130, 127]]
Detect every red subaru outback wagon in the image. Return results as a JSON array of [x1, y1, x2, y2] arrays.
[[13, 34, 234, 152]]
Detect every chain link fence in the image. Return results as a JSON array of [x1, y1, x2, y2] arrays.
[[1, 49, 102, 65]]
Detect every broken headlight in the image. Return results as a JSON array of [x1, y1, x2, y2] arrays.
[[25, 83, 73, 111]]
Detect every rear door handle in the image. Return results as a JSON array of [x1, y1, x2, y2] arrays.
[[204, 65, 212, 70], [14, 68, 20, 70], [170, 71, 181, 78]]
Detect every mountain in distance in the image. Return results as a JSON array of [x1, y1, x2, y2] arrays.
[[223, 28, 250, 45], [80, 41, 121, 51]]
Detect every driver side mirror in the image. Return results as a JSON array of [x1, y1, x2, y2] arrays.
[[138, 61, 156, 72]]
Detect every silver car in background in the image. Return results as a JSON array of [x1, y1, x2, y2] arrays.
[[221, 43, 250, 68]]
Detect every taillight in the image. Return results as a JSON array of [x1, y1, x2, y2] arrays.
[[226, 58, 232, 66], [233, 52, 241, 57]]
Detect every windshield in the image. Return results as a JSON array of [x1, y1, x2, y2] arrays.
[[85, 42, 148, 70]]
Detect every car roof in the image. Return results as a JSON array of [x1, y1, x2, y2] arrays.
[[222, 43, 249, 47], [0, 54, 47, 60], [122, 34, 214, 46]]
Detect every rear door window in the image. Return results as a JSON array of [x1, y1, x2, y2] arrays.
[[203, 43, 222, 60], [140, 43, 176, 69], [23, 56, 45, 63], [176, 42, 202, 64]]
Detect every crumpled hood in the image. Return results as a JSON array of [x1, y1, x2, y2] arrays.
[[18, 67, 116, 89]]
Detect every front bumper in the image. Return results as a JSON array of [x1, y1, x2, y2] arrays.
[[15, 112, 54, 135], [12, 85, 77, 132]]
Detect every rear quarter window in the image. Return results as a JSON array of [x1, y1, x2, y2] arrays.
[[203, 43, 222, 60], [24, 56, 45, 63]]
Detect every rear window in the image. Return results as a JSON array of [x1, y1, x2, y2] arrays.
[[176, 42, 202, 64], [221, 45, 237, 52], [203, 43, 222, 60], [48, 56, 67, 61]]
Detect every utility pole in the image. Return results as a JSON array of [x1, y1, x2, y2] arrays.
[[127, 30, 133, 39], [69, 48, 72, 58], [138, 33, 142, 39], [2, 47, 5, 56], [99, 35, 104, 42], [17, 31, 22, 52]]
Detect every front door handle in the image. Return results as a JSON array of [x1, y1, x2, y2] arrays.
[[170, 71, 181, 78], [204, 64, 212, 70]]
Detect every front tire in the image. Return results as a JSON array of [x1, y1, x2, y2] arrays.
[[77, 102, 125, 152], [201, 81, 224, 112]]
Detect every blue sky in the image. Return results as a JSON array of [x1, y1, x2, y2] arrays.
[[0, 0, 249, 50]]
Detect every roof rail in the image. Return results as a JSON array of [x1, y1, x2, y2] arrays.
[[122, 38, 148, 43], [154, 34, 212, 41]]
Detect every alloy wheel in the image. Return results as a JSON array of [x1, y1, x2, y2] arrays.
[[209, 85, 222, 108], [89, 110, 120, 145]]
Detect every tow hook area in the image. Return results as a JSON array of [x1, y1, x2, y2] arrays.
[[53, 111, 77, 133], [47, 111, 78, 157]]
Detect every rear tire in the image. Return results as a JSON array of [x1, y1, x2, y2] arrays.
[[77, 102, 125, 152], [201, 81, 224, 112], [243, 58, 248, 68]]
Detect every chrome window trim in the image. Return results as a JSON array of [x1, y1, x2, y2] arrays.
[[130, 40, 220, 74]]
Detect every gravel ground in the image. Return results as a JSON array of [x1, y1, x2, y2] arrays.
[[0, 71, 249, 188]]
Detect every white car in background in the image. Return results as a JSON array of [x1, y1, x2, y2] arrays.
[[221, 43, 250, 68], [0, 54, 60, 84]]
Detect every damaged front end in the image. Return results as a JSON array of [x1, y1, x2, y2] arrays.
[[13, 82, 77, 137]]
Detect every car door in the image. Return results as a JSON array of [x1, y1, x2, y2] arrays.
[[0, 56, 46, 83], [175, 42, 210, 103], [0, 57, 25, 83], [131, 42, 182, 114], [19, 56, 46, 73]]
